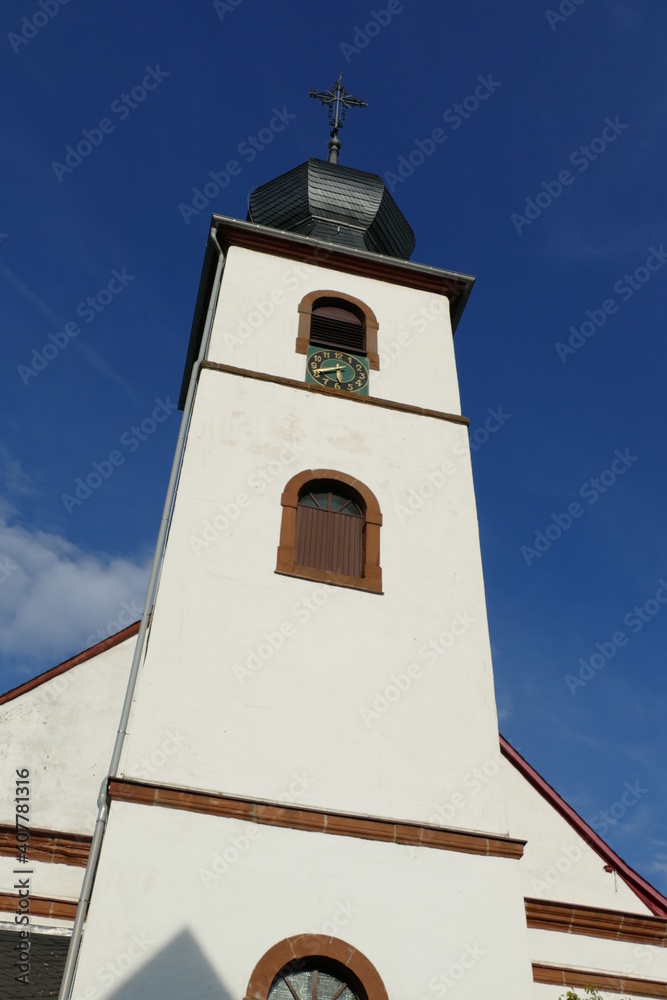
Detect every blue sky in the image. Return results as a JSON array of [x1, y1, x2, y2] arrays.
[[1, 0, 666, 893]]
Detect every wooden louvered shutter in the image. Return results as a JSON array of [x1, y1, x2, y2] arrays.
[[310, 301, 365, 354], [295, 487, 364, 578]]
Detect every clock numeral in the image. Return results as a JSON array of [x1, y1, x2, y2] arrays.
[[335, 351, 343, 359]]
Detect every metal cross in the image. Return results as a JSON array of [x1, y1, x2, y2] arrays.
[[309, 73, 367, 163]]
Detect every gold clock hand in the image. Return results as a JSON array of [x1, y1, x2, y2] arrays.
[[312, 364, 346, 375]]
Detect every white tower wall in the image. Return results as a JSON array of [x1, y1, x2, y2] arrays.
[[64, 217, 667, 1000]]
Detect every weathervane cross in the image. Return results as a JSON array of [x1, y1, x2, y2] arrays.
[[309, 73, 367, 164]]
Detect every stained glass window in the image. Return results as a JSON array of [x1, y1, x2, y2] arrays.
[[269, 965, 361, 1000]]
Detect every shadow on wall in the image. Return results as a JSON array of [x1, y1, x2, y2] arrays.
[[86, 928, 234, 1000]]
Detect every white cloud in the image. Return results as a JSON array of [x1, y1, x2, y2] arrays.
[[0, 514, 149, 676], [647, 854, 667, 893], [0, 444, 36, 498], [647, 845, 667, 878]]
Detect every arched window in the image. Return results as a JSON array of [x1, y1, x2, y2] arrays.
[[276, 470, 383, 594], [296, 482, 364, 578], [246, 935, 388, 1000], [310, 298, 365, 354], [268, 959, 364, 1000], [296, 291, 379, 370]]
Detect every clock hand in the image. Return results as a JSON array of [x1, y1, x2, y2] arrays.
[[336, 367, 342, 382], [312, 364, 346, 375]]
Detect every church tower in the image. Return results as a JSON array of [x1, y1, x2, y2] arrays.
[[62, 81, 538, 1000]]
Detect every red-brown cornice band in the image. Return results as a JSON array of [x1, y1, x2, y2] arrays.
[[0, 825, 91, 867], [526, 898, 667, 946], [533, 963, 667, 998], [107, 777, 524, 859], [200, 361, 470, 426], [0, 891, 78, 921]]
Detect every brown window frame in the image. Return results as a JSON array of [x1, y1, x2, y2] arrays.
[[296, 290, 380, 370], [276, 469, 383, 594], [246, 935, 389, 1000]]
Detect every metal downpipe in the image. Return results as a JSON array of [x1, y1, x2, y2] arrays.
[[57, 227, 226, 1000]]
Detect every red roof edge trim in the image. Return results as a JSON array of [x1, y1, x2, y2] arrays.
[[500, 734, 667, 918], [0, 621, 141, 706]]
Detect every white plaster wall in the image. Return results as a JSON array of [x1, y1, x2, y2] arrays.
[[0, 854, 82, 898], [120, 369, 507, 834], [503, 757, 651, 914], [0, 636, 135, 833], [528, 928, 667, 981], [0, 916, 73, 934], [71, 802, 535, 1000], [207, 246, 462, 416]]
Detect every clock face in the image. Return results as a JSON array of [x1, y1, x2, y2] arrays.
[[306, 347, 369, 395]]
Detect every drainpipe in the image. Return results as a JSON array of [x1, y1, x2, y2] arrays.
[[57, 226, 226, 1000]]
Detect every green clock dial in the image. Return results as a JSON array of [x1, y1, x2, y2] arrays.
[[306, 347, 369, 395]]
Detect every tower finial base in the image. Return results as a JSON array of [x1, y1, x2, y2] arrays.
[[328, 135, 341, 164]]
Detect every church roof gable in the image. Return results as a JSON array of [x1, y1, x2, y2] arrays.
[[501, 735, 667, 917]]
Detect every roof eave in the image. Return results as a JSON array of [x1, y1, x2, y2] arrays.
[[0, 622, 141, 705], [500, 734, 667, 918]]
